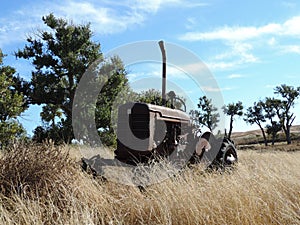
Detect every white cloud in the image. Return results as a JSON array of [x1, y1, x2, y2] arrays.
[[127, 63, 190, 80], [201, 86, 221, 92], [0, 19, 37, 47], [126, 72, 140, 81], [227, 74, 244, 79], [207, 57, 257, 71], [186, 2, 209, 7], [54, 3, 127, 33], [178, 16, 300, 71], [268, 37, 276, 46], [179, 23, 281, 42], [48, 1, 150, 34], [231, 42, 258, 63], [207, 61, 237, 70], [221, 87, 235, 91], [0, 0, 209, 47], [133, 0, 179, 13], [179, 62, 209, 74], [207, 42, 259, 70], [201, 86, 234, 92], [282, 16, 300, 36], [179, 16, 300, 42], [178, 15, 300, 70], [280, 45, 300, 54]]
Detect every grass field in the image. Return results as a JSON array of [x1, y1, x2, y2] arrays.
[[0, 142, 299, 224]]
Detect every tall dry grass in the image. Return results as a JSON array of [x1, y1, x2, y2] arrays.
[[0, 143, 299, 224]]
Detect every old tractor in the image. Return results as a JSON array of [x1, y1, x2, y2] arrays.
[[114, 41, 237, 169], [82, 41, 237, 179]]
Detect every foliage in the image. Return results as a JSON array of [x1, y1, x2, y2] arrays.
[[273, 84, 300, 144], [190, 96, 220, 131], [40, 104, 63, 126], [15, 13, 102, 143], [244, 101, 268, 146], [222, 101, 243, 139], [137, 89, 184, 110], [266, 121, 282, 145], [95, 56, 130, 132], [137, 89, 163, 105], [262, 97, 278, 122], [261, 97, 282, 144], [32, 119, 72, 144], [16, 14, 128, 145], [0, 50, 26, 148], [243, 84, 299, 145], [98, 128, 117, 147]]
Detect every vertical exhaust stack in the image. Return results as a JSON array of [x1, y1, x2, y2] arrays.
[[159, 40, 166, 106]]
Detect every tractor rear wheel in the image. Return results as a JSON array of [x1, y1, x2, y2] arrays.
[[211, 138, 238, 170]]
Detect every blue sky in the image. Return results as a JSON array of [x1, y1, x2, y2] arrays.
[[1, 0, 300, 135]]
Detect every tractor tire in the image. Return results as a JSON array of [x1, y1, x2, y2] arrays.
[[211, 138, 238, 170]]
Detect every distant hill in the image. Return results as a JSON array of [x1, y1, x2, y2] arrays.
[[231, 125, 300, 145]]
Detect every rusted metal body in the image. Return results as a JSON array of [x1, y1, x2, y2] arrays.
[[114, 102, 191, 164]]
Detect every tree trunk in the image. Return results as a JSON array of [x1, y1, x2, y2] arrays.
[[271, 134, 275, 145], [285, 127, 291, 145], [258, 124, 268, 146], [281, 123, 290, 145], [228, 115, 233, 139]]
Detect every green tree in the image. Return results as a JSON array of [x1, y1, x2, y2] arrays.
[[136, 89, 184, 110], [262, 98, 277, 123], [222, 101, 243, 139], [190, 96, 220, 131], [261, 98, 282, 145], [138, 89, 163, 105], [95, 56, 130, 146], [273, 84, 300, 144], [244, 102, 268, 146], [16, 14, 128, 145], [16, 14, 101, 143], [40, 104, 63, 128], [266, 121, 282, 145], [0, 50, 26, 147]]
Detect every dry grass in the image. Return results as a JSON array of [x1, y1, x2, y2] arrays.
[[0, 143, 299, 224]]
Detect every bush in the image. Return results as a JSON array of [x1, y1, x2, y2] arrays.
[[0, 142, 75, 199]]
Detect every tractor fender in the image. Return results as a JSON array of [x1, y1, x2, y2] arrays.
[[195, 131, 214, 156]]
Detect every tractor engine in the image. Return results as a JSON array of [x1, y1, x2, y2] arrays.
[[114, 102, 191, 164]]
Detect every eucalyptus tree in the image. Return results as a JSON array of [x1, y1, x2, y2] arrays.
[[244, 101, 268, 146], [222, 101, 243, 139], [273, 84, 300, 144], [190, 96, 220, 132]]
